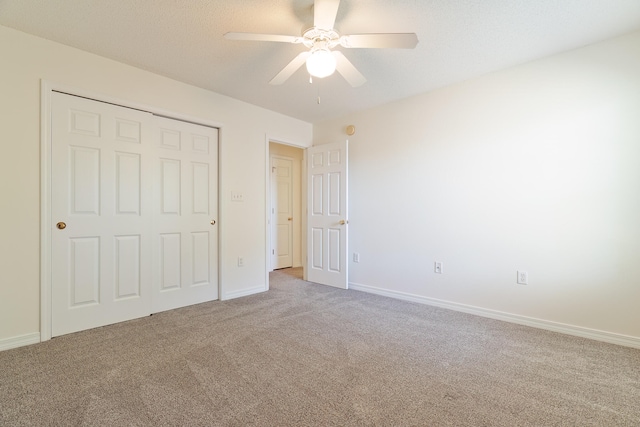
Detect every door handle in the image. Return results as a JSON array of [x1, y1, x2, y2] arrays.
[[210, 220, 216, 225], [56, 222, 66, 230], [339, 220, 348, 225], [288, 217, 293, 221]]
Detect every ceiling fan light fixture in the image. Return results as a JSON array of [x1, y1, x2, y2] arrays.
[[225, 0, 417, 86], [306, 48, 336, 78]]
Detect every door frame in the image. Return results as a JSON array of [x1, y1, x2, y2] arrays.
[[40, 80, 223, 341], [264, 137, 309, 288]]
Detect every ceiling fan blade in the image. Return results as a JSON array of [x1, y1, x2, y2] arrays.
[[224, 32, 301, 43], [333, 51, 366, 87], [340, 33, 419, 49], [270, 51, 311, 85], [314, 0, 340, 30]]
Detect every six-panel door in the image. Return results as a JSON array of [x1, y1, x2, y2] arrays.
[[51, 92, 155, 336], [153, 117, 219, 313], [306, 141, 348, 289], [51, 93, 219, 336], [272, 156, 294, 269]]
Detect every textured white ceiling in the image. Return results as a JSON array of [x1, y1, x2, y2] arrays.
[[1, 0, 640, 123]]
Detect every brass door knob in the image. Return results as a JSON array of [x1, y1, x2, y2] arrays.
[[56, 222, 66, 230], [210, 220, 216, 225], [339, 220, 349, 225], [288, 217, 293, 221]]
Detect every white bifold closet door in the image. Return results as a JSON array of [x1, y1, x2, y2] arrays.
[[50, 92, 218, 337]]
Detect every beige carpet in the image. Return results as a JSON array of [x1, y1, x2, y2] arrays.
[[1, 267, 639, 426]]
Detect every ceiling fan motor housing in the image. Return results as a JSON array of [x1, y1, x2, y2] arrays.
[[302, 27, 340, 49]]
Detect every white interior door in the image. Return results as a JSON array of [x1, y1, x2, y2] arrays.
[[152, 117, 219, 313], [271, 156, 293, 269], [306, 141, 348, 289], [51, 92, 154, 336]]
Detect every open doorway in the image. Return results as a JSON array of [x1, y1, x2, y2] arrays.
[[268, 142, 304, 273]]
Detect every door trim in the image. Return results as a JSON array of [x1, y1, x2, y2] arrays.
[[40, 80, 224, 341]]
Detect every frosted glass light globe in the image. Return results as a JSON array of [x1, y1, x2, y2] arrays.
[[306, 49, 336, 78]]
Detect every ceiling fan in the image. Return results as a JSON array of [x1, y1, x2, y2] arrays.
[[224, 0, 418, 87]]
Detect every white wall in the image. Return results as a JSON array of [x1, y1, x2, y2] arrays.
[[314, 31, 640, 343], [0, 25, 312, 347]]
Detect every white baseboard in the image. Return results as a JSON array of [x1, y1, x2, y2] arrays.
[[349, 282, 640, 349], [0, 332, 41, 352], [221, 285, 267, 301]]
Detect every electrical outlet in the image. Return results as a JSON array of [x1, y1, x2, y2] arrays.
[[517, 270, 528, 285], [434, 262, 443, 274], [238, 257, 244, 267], [353, 252, 360, 263]]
